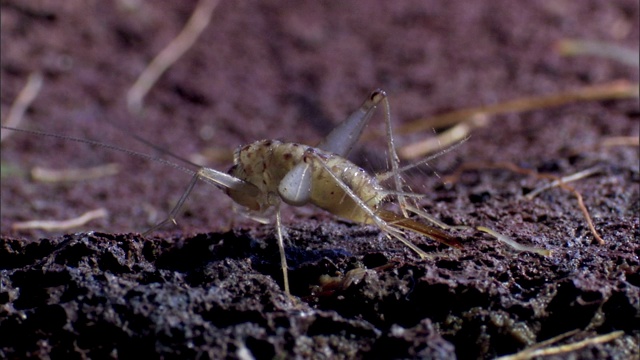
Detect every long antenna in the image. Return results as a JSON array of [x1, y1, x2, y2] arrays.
[[102, 119, 205, 169], [1, 125, 197, 177]]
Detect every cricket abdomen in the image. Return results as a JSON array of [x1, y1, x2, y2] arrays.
[[307, 153, 386, 223]]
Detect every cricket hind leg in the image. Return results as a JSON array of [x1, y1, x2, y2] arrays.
[[320, 89, 409, 216]]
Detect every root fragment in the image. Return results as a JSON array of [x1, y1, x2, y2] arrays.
[[12, 208, 108, 231]]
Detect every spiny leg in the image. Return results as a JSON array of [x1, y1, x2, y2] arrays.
[[376, 209, 463, 249], [146, 163, 294, 294], [403, 203, 462, 231]]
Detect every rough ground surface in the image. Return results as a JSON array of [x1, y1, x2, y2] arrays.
[[1, 1, 638, 359]]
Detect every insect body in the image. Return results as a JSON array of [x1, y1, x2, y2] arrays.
[[187, 89, 461, 294], [2, 89, 462, 296]]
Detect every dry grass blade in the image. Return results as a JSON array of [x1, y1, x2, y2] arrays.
[[525, 166, 600, 199], [0, 72, 43, 142], [127, 0, 221, 112], [393, 80, 637, 138], [496, 330, 624, 360], [12, 208, 108, 231], [31, 163, 121, 183]]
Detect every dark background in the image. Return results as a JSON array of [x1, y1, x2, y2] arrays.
[[1, 1, 638, 358]]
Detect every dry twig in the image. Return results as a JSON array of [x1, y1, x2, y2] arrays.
[[12, 208, 108, 231], [127, 0, 221, 112], [393, 39, 637, 153]]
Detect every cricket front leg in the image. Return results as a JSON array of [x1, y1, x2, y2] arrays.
[[274, 202, 291, 296], [144, 166, 260, 234]]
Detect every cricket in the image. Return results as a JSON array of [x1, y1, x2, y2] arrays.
[[3, 89, 474, 295]]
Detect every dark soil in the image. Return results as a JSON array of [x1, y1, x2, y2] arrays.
[[1, 1, 638, 359]]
